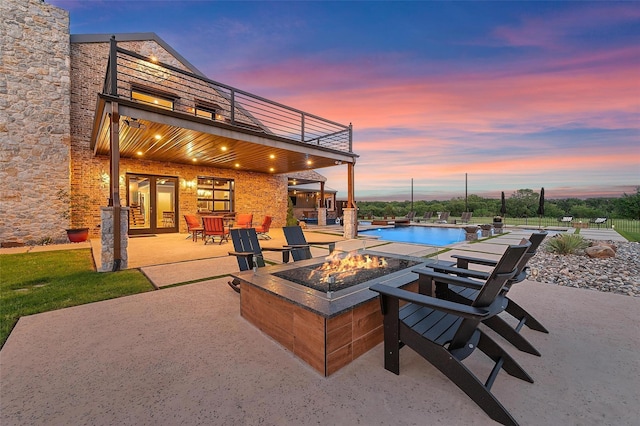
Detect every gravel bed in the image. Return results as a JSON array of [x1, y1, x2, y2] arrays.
[[527, 240, 640, 297]]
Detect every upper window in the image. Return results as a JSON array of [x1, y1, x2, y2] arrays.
[[195, 101, 224, 121], [131, 88, 174, 111]]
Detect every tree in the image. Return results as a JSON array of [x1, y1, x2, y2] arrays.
[[542, 204, 564, 219], [383, 204, 396, 218], [356, 189, 638, 220], [508, 189, 539, 218], [445, 198, 466, 216], [615, 187, 640, 219]]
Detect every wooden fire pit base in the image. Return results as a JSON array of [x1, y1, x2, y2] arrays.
[[231, 252, 435, 376], [241, 282, 394, 376]]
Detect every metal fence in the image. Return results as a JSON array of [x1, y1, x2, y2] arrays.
[[103, 40, 352, 154], [460, 217, 640, 235]]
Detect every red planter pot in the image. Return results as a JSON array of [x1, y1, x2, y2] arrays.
[[66, 228, 89, 243]]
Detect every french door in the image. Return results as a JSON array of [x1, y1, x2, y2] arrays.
[[126, 174, 179, 235]]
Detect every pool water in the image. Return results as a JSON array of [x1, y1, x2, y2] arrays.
[[359, 226, 471, 246]]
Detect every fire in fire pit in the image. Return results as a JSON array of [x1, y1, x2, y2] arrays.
[[273, 251, 420, 293]]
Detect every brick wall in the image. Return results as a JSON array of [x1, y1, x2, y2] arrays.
[[70, 39, 287, 237], [0, 3, 291, 246], [0, 0, 71, 245]]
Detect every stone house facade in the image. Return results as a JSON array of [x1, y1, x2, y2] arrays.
[[2, 0, 71, 245], [1, 0, 357, 248]]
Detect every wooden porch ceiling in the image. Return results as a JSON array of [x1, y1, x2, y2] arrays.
[[91, 99, 356, 175]]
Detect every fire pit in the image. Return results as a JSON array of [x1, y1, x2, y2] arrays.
[[231, 250, 439, 376], [273, 252, 420, 293]]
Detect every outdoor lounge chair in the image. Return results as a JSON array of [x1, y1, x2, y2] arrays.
[[255, 215, 272, 239], [370, 240, 532, 426], [589, 217, 607, 228], [435, 211, 450, 223], [235, 213, 253, 229], [417, 211, 433, 223], [422, 232, 548, 356], [405, 211, 416, 221], [183, 214, 204, 242], [227, 228, 291, 293], [460, 211, 473, 223], [202, 216, 230, 245], [283, 225, 337, 261], [558, 216, 573, 224]]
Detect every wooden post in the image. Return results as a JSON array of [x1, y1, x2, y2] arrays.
[[107, 36, 123, 271], [110, 101, 122, 271], [347, 162, 356, 209], [343, 161, 358, 239]]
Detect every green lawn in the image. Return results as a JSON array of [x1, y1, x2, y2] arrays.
[[0, 249, 153, 348], [617, 230, 640, 242]]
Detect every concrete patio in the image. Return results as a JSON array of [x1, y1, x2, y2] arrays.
[[1, 227, 638, 425]]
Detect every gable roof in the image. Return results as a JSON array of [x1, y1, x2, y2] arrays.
[[287, 170, 327, 183], [70, 32, 206, 78]]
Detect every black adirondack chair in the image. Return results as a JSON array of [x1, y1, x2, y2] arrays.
[[282, 226, 337, 261], [227, 228, 291, 293], [371, 241, 532, 426], [421, 232, 548, 356]]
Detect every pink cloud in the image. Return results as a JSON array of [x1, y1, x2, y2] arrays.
[[492, 4, 640, 48]]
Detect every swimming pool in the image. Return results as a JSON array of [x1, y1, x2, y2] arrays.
[[359, 226, 471, 246]]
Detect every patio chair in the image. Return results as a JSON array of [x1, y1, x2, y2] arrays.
[[202, 216, 230, 245], [460, 211, 473, 223], [589, 217, 607, 228], [423, 232, 548, 356], [558, 216, 573, 224], [235, 213, 253, 229], [405, 211, 416, 221], [255, 215, 272, 239], [416, 211, 433, 223], [183, 214, 204, 242], [435, 211, 450, 223], [227, 228, 291, 292], [282, 225, 337, 261], [370, 240, 532, 426]]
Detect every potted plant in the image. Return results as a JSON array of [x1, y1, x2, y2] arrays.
[[56, 189, 92, 242]]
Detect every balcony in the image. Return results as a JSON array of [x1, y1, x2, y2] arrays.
[[90, 39, 357, 174]]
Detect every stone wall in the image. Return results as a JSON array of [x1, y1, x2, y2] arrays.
[[0, 4, 295, 246], [0, 0, 71, 245]]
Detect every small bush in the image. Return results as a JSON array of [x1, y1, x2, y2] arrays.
[[286, 197, 298, 226], [545, 233, 589, 255]]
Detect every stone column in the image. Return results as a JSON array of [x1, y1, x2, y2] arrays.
[[100, 206, 129, 272], [464, 226, 479, 241], [480, 224, 493, 238], [317, 207, 327, 226], [343, 208, 357, 239]]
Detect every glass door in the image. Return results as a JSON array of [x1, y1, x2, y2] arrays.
[[127, 174, 178, 235]]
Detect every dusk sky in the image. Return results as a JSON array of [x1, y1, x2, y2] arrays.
[[49, 0, 639, 200]]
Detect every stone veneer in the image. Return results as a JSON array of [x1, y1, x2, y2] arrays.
[[0, 0, 71, 245], [100, 207, 129, 271], [0, 0, 319, 246]]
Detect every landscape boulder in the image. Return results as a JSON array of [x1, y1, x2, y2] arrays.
[[585, 245, 616, 259], [591, 241, 617, 252]]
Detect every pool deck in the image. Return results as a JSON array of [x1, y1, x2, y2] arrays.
[[1, 226, 638, 425]]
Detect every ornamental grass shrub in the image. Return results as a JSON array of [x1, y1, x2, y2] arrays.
[[545, 233, 590, 255]]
